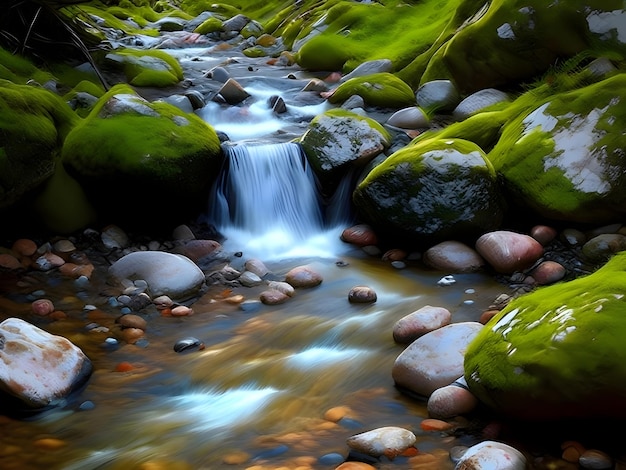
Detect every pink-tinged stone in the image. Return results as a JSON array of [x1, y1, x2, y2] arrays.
[[348, 286, 377, 304], [170, 305, 193, 316], [427, 379, 478, 419], [0, 318, 92, 408], [178, 239, 221, 262], [260, 289, 289, 305], [31, 299, 55, 316], [285, 265, 323, 288], [393, 305, 452, 344], [530, 225, 558, 246], [475, 231, 543, 274], [423, 240, 485, 273], [530, 260, 566, 285], [341, 224, 378, 247]]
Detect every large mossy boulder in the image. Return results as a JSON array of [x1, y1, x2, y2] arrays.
[[104, 48, 183, 87], [420, 0, 626, 94], [0, 80, 78, 210], [62, 84, 223, 230], [353, 138, 504, 246], [488, 73, 626, 224], [464, 251, 626, 420], [300, 109, 391, 197], [327, 73, 415, 109]]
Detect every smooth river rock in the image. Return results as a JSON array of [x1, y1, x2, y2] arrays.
[[0, 318, 92, 408], [392, 322, 483, 396], [108, 251, 206, 300]]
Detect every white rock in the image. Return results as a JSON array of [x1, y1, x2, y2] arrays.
[[452, 88, 510, 121], [392, 322, 483, 396], [0, 318, 92, 408], [346, 426, 416, 458], [245, 258, 269, 278], [386, 106, 430, 129], [415, 79, 461, 113], [454, 440, 526, 470], [108, 251, 205, 300], [267, 280, 295, 297], [239, 271, 263, 287]]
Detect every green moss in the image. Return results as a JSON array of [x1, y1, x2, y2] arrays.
[[323, 108, 391, 141], [66, 80, 106, 100], [110, 48, 183, 87], [178, 0, 241, 17], [412, 110, 509, 153], [464, 250, 626, 419], [0, 47, 55, 85], [243, 47, 267, 58], [328, 72, 415, 108], [194, 17, 224, 34], [488, 73, 626, 222], [353, 137, 502, 243], [296, 34, 354, 72], [78, 4, 159, 36], [260, 0, 467, 79], [63, 83, 221, 176], [0, 80, 78, 208]]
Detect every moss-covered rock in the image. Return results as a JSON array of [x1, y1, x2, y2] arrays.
[[296, 34, 354, 72], [300, 109, 391, 196], [104, 48, 183, 87], [193, 16, 224, 35], [61, 84, 223, 230], [419, 0, 626, 94], [0, 80, 78, 210], [464, 250, 626, 420], [488, 73, 626, 224], [353, 138, 504, 246], [327, 73, 415, 108]]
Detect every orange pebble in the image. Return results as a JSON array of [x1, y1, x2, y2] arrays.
[[115, 362, 134, 372], [160, 308, 172, 317], [400, 446, 419, 457], [49, 310, 67, 320], [420, 418, 454, 432], [34, 438, 66, 450]]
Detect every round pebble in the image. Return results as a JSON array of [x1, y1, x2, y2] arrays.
[[117, 314, 147, 330], [348, 286, 377, 304], [31, 299, 55, 316], [170, 305, 193, 316], [579, 449, 613, 469]]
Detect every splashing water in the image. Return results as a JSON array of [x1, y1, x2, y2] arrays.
[[208, 142, 352, 260]]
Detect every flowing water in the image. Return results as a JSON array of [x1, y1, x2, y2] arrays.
[[0, 42, 515, 469]]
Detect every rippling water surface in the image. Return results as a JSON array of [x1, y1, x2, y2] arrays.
[[0, 249, 509, 469]]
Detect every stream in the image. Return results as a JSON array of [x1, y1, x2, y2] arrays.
[[0, 31, 569, 470]]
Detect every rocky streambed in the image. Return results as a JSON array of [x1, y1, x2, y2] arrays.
[[1, 9, 626, 470]]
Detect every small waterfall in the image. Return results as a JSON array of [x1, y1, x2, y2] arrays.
[[208, 142, 352, 260]]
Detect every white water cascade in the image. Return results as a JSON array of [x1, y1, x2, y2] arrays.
[[208, 141, 354, 260]]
